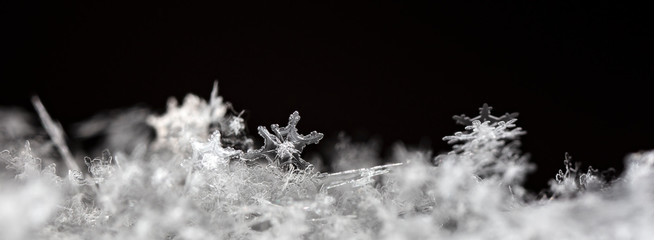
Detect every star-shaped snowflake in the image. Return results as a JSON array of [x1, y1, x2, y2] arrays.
[[453, 103, 518, 126], [244, 111, 323, 169]]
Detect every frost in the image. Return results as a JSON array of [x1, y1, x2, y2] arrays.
[[442, 119, 525, 152], [244, 111, 324, 169], [441, 104, 531, 184]]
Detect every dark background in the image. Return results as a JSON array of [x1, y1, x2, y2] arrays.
[[1, 1, 651, 190]]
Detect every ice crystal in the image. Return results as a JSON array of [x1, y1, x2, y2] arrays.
[[321, 162, 403, 189], [188, 131, 242, 170], [84, 150, 115, 183], [452, 103, 519, 126], [244, 111, 323, 169], [442, 105, 527, 183], [443, 105, 524, 157], [550, 153, 610, 197], [147, 81, 227, 149], [0, 141, 63, 185], [444, 118, 524, 146], [32, 96, 80, 172]]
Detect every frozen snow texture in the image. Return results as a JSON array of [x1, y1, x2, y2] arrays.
[[1, 90, 653, 240], [84, 149, 116, 184]]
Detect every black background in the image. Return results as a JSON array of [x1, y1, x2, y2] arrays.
[[1, 1, 651, 190]]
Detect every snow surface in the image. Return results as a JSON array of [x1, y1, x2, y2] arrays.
[[1, 84, 653, 240]]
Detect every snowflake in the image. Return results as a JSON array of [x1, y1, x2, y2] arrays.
[[215, 112, 253, 151], [84, 149, 115, 183], [244, 111, 323, 169], [189, 131, 242, 170], [443, 119, 525, 145], [444, 104, 524, 145], [147, 81, 227, 145], [453, 103, 518, 126], [68, 169, 88, 185]]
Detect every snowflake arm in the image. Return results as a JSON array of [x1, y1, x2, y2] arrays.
[[188, 131, 242, 170], [453, 103, 518, 126]]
